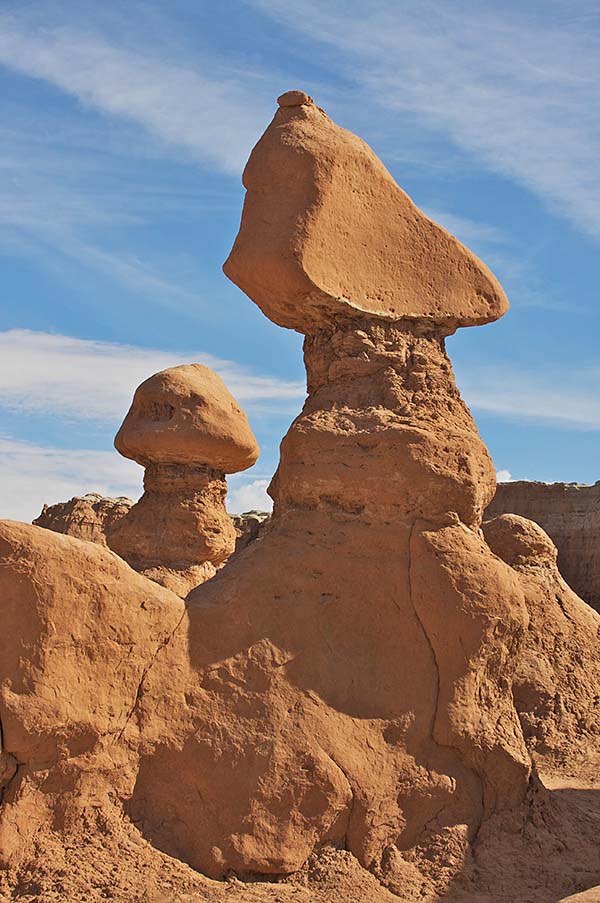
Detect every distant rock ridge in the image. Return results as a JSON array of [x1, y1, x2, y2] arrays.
[[486, 480, 600, 612], [33, 493, 134, 546]]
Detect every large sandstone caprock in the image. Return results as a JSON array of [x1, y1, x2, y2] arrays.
[[224, 91, 508, 334], [106, 364, 259, 595], [1, 94, 599, 903]]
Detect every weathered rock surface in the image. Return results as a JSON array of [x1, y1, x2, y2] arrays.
[[0, 521, 185, 869], [483, 514, 600, 761], [1, 93, 599, 903], [486, 480, 600, 612], [107, 365, 259, 595], [33, 493, 133, 546], [224, 91, 508, 334], [115, 363, 259, 473]]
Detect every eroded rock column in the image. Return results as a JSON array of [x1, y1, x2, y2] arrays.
[[106, 363, 259, 595]]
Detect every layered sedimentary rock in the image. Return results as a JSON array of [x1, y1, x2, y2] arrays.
[[1, 92, 599, 903], [106, 364, 259, 595], [33, 493, 133, 546], [486, 480, 600, 612]]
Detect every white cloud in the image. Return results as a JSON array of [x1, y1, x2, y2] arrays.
[[227, 477, 273, 514], [0, 436, 142, 523], [496, 469, 513, 483], [0, 16, 269, 175], [251, 0, 600, 237], [0, 436, 275, 524], [0, 329, 305, 423]]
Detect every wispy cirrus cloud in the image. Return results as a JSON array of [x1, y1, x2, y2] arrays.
[[456, 362, 600, 430], [250, 0, 600, 237], [0, 10, 272, 297], [0, 329, 305, 423], [0, 15, 269, 175]]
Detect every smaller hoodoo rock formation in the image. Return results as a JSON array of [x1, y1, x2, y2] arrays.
[[106, 364, 259, 595]]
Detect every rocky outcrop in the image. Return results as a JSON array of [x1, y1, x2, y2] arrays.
[[484, 514, 600, 761], [33, 493, 133, 546], [486, 480, 600, 612], [1, 92, 599, 903], [231, 509, 270, 553], [106, 364, 259, 596]]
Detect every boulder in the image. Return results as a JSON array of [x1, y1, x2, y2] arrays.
[[224, 91, 508, 334]]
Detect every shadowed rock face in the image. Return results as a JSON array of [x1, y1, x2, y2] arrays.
[[0, 93, 599, 903], [486, 481, 600, 613], [107, 363, 259, 596]]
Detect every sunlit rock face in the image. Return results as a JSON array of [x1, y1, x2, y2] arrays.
[[107, 363, 259, 595]]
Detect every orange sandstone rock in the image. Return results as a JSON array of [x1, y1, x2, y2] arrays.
[[486, 480, 600, 612], [224, 93, 508, 334], [120, 95, 532, 891], [484, 514, 600, 760], [107, 364, 259, 595], [115, 363, 258, 472]]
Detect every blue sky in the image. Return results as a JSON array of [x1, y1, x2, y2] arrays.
[[1, 0, 599, 521]]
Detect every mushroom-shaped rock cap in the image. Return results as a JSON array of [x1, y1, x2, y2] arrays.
[[224, 92, 508, 335], [115, 364, 259, 473]]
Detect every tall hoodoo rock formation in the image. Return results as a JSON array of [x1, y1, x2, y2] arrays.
[[106, 363, 259, 595], [1, 92, 599, 902], [125, 92, 533, 890]]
